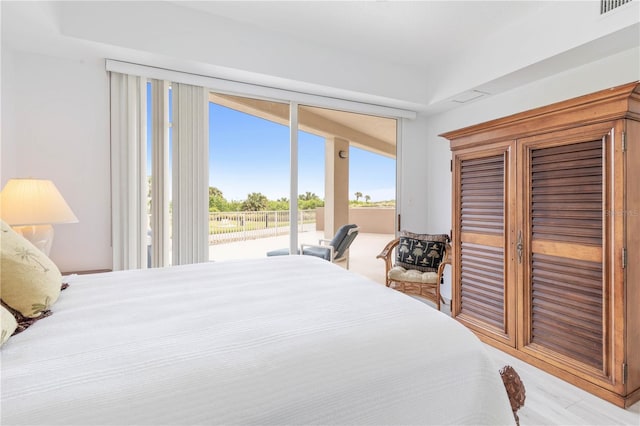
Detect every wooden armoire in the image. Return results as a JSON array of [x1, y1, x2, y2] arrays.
[[441, 82, 640, 408]]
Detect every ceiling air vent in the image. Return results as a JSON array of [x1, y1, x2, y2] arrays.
[[451, 90, 489, 104], [601, 0, 632, 14]]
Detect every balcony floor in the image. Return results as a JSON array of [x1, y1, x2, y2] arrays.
[[209, 231, 393, 286]]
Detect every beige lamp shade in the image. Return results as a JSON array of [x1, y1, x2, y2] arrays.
[[0, 178, 78, 226], [1, 178, 79, 255]]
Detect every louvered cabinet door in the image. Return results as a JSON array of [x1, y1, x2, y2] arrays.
[[445, 84, 640, 407], [452, 143, 517, 346], [518, 123, 619, 385]]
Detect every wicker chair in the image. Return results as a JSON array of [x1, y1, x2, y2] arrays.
[[377, 233, 451, 310]]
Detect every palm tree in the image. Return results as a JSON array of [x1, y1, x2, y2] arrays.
[[365, 195, 371, 203], [209, 187, 223, 198], [209, 187, 227, 212], [241, 192, 268, 211], [354, 191, 362, 201], [299, 191, 319, 201]]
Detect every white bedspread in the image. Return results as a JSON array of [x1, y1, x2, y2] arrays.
[[1, 256, 514, 425]]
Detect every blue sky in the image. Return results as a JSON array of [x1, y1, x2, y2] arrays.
[[147, 85, 395, 202], [208, 103, 396, 202]]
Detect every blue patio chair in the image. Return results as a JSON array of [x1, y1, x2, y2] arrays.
[[267, 224, 360, 269]]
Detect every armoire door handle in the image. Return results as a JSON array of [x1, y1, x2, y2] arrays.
[[516, 231, 523, 264]]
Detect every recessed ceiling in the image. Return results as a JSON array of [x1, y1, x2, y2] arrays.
[[173, 1, 546, 72], [2, 1, 637, 115]]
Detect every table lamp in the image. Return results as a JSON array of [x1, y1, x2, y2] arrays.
[[0, 178, 79, 256]]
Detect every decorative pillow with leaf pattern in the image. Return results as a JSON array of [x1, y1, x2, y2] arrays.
[[395, 231, 449, 273], [0, 220, 61, 318], [1, 305, 18, 347]]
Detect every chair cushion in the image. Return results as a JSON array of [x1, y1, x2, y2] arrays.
[[395, 231, 449, 272], [301, 246, 331, 261], [331, 224, 358, 259], [388, 266, 439, 284], [266, 248, 300, 257]]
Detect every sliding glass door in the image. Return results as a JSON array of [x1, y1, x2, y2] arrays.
[[108, 59, 408, 270], [208, 94, 291, 260], [204, 96, 397, 263], [138, 80, 397, 268]]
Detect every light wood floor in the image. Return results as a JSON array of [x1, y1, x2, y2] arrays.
[[436, 299, 640, 426], [213, 232, 640, 425], [486, 342, 640, 426]]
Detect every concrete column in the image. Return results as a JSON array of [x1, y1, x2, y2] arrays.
[[324, 137, 349, 239]]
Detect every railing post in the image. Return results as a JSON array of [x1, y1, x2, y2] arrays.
[[208, 208, 322, 245], [242, 212, 246, 241]]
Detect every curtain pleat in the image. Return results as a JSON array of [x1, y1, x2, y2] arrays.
[[150, 79, 171, 267], [171, 83, 209, 265], [110, 72, 148, 270]]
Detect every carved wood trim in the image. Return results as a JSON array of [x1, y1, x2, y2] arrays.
[[442, 81, 640, 150]]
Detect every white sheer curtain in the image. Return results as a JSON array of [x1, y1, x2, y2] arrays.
[[109, 72, 148, 270], [111, 74, 209, 269], [171, 83, 209, 265], [150, 79, 171, 268]]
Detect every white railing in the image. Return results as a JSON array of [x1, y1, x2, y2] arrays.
[[209, 210, 316, 244]]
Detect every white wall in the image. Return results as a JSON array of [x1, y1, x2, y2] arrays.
[[2, 26, 637, 274], [1, 48, 18, 180], [1, 49, 112, 272], [400, 46, 640, 299], [429, 1, 639, 103], [55, 1, 427, 110]]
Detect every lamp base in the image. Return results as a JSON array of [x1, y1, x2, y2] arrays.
[[13, 225, 54, 256]]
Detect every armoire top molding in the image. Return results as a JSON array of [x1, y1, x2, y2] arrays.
[[442, 81, 640, 150]]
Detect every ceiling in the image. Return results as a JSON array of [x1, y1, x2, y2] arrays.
[[3, 1, 636, 158], [2, 1, 637, 113], [174, 1, 546, 73], [1, 0, 637, 140], [0, 1, 561, 108]]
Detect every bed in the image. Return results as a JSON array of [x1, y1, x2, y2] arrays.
[[1, 255, 515, 425]]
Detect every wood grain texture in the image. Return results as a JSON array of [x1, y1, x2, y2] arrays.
[[452, 144, 516, 346], [530, 253, 603, 370], [446, 82, 640, 408], [625, 119, 640, 398]]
